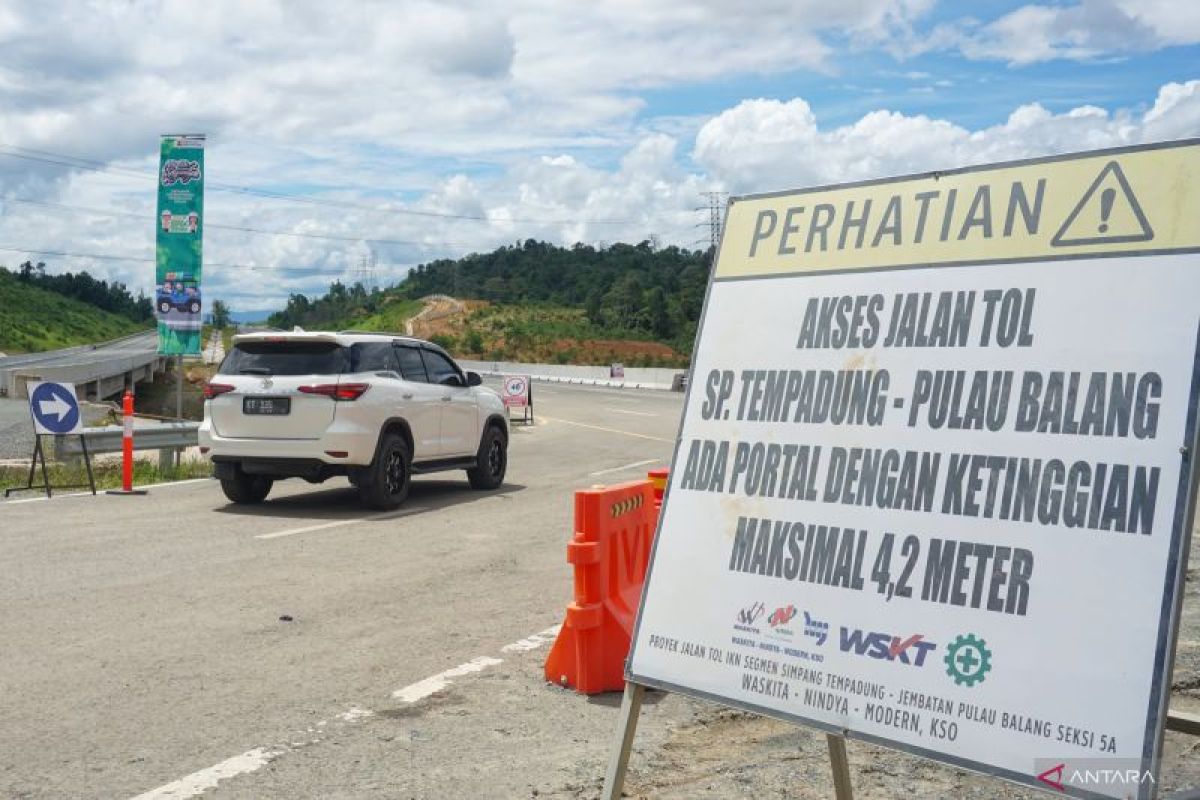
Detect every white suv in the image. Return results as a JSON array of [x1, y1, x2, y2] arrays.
[[198, 330, 508, 509]]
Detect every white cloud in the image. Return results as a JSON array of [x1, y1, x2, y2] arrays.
[[693, 81, 1200, 194], [0, 1, 1196, 314], [922, 0, 1200, 65]]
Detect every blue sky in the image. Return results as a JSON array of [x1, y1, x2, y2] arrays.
[[0, 0, 1196, 312]]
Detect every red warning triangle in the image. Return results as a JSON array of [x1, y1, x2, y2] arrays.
[[1036, 762, 1065, 791], [1051, 160, 1154, 247]]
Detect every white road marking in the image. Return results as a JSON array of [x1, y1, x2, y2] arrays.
[[127, 624, 561, 798], [606, 408, 657, 417], [501, 624, 562, 652], [538, 414, 673, 443], [128, 748, 281, 800], [255, 507, 427, 540], [588, 459, 659, 477], [130, 477, 214, 491], [392, 656, 504, 702], [337, 707, 373, 722], [1, 478, 213, 507]]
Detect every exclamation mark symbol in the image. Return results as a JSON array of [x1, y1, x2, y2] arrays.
[[1098, 187, 1115, 233]]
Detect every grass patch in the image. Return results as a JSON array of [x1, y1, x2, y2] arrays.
[[1, 458, 212, 495], [0, 269, 149, 353], [351, 297, 424, 334]]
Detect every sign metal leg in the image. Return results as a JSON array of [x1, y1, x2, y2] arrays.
[[79, 434, 96, 496], [826, 733, 854, 800], [22, 437, 37, 491], [601, 682, 646, 800], [37, 437, 52, 498]]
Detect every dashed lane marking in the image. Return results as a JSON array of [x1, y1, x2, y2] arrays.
[[589, 459, 658, 477], [125, 624, 561, 799], [606, 408, 658, 417], [391, 656, 504, 702], [128, 748, 281, 800], [254, 506, 429, 540], [500, 624, 562, 653], [538, 414, 673, 443]]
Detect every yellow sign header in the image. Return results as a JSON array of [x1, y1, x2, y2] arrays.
[[717, 140, 1200, 279]]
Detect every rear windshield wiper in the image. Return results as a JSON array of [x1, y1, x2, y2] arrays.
[[238, 367, 272, 375]]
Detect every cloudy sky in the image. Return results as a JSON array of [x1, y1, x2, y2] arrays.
[[0, 0, 1197, 315]]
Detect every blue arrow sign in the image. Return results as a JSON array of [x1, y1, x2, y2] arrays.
[[29, 381, 81, 435]]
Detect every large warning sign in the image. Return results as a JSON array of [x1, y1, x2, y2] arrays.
[[628, 141, 1200, 799]]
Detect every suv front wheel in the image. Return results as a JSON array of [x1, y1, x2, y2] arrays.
[[359, 433, 412, 510], [467, 426, 507, 490]]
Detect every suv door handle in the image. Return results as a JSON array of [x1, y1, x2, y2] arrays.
[[441, 395, 451, 402], [401, 393, 414, 399]]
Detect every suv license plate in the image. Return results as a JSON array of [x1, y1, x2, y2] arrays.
[[243, 397, 290, 415]]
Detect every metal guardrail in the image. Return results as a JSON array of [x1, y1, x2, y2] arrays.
[[53, 422, 199, 458]]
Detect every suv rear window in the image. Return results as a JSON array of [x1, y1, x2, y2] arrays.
[[219, 341, 348, 376]]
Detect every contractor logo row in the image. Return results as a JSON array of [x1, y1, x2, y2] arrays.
[[732, 601, 992, 688]]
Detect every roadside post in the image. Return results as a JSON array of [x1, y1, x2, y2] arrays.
[[502, 374, 533, 424], [605, 140, 1200, 800], [106, 390, 147, 496], [4, 381, 95, 499]]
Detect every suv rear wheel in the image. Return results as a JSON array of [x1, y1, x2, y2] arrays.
[[220, 473, 273, 504], [359, 433, 411, 510], [467, 425, 507, 490]]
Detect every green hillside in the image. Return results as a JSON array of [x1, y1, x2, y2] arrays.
[[0, 269, 151, 353], [267, 240, 710, 358]]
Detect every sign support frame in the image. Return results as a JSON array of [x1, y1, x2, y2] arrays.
[[3, 434, 97, 499], [601, 681, 859, 799]]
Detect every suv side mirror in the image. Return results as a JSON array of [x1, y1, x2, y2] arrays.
[[466, 371, 482, 387], [439, 374, 465, 387]]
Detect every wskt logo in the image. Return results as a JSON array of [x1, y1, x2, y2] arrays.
[[839, 628, 937, 666]]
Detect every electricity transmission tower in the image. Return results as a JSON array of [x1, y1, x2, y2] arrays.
[[355, 253, 377, 291], [699, 191, 729, 252]]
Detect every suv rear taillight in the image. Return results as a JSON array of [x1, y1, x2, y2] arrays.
[[204, 382, 235, 399], [299, 382, 370, 401]]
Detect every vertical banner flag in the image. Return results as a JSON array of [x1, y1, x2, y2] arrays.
[[154, 134, 205, 355]]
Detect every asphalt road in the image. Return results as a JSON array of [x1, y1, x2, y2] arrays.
[[0, 381, 690, 799], [0, 331, 158, 373]]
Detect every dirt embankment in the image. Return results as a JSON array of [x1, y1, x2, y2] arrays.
[[406, 295, 689, 366], [406, 296, 483, 339]]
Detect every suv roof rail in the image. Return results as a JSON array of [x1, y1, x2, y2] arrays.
[[337, 330, 408, 337]]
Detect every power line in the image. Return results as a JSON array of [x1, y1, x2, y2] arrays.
[[0, 143, 639, 226], [0, 244, 405, 275], [2, 196, 479, 249]]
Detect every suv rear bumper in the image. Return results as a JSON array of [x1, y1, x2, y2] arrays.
[[199, 419, 377, 466], [212, 457, 349, 483]]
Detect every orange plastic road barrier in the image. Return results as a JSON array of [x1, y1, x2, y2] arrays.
[[545, 479, 658, 694], [647, 467, 669, 510]]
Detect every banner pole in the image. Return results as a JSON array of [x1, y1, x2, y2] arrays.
[[601, 682, 646, 800]]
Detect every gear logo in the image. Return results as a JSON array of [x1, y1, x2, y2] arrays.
[[944, 633, 992, 687]]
